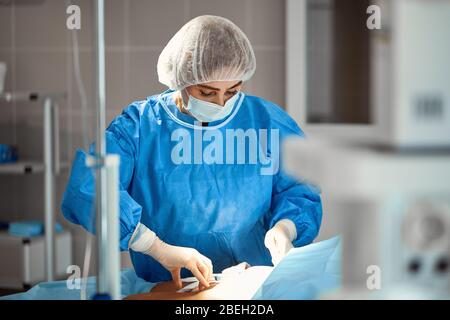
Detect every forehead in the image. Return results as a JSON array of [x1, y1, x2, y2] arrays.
[[195, 80, 242, 91]]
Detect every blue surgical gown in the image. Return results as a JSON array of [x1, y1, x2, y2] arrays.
[[61, 90, 322, 283]]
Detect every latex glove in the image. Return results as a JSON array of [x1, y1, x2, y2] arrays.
[[264, 219, 297, 266], [145, 237, 213, 290]]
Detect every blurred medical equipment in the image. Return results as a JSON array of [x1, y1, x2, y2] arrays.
[[0, 230, 71, 290], [0, 62, 6, 94], [65, 0, 96, 300], [285, 140, 450, 299], [65, 0, 122, 300], [60, 0, 121, 300], [0, 92, 65, 282], [287, 0, 450, 148], [0, 144, 18, 163], [285, 0, 450, 299], [88, 0, 121, 300]]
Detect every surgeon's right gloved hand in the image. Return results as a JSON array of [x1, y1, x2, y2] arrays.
[[129, 223, 213, 290]]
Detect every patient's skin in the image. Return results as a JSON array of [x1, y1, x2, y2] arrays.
[[124, 281, 220, 300], [124, 266, 273, 300]]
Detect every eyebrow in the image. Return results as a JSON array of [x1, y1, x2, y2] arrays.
[[197, 81, 243, 91]]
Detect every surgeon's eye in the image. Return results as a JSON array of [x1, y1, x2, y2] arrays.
[[200, 90, 215, 97], [225, 90, 237, 96]]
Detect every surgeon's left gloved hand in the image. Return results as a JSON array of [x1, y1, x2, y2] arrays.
[[264, 219, 297, 266]]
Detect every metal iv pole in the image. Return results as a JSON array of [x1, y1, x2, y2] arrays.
[[90, 0, 121, 300]]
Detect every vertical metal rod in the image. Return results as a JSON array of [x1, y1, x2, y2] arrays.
[[93, 0, 106, 157], [44, 98, 55, 281], [53, 104, 60, 174], [105, 155, 121, 299], [93, 0, 117, 297]]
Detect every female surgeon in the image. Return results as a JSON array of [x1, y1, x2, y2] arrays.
[[61, 15, 322, 290]]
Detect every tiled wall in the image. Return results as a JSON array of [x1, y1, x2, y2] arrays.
[[0, 0, 286, 272]]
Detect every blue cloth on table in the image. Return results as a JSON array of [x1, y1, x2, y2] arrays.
[[0, 269, 156, 300], [252, 236, 341, 300], [8, 221, 64, 237]]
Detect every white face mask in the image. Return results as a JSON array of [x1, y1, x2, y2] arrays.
[[183, 90, 241, 122]]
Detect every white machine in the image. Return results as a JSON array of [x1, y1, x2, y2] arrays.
[[285, 0, 450, 299], [284, 139, 450, 299], [0, 231, 72, 290], [370, 0, 450, 148], [286, 0, 450, 148]]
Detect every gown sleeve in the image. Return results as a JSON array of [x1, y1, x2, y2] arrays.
[[61, 105, 142, 251], [267, 109, 323, 247], [269, 167, 323, 247]]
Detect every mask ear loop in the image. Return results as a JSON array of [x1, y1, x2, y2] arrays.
[[178, 89, 192, 115], [180, 89, 189, 109]]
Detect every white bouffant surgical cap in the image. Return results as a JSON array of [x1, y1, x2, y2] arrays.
[[157, 15, 256, 91]]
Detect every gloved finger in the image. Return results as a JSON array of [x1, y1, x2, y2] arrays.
[[270, 241, 293, 266], [265, 238, 279, 256], [275, 234, 293, 255], [197, 264, 208, 291], [202, 257, 213, 282], [196, 260, 211, 288], [198, 255, 213, 281], [192, 259, 207, 291], [267, 246, 278, 261], [202, 256, 213, 274], [202, 267, 212, 287], [284, 241, 294, 254], [188, 264, 209, 289], [268, 241, 285, 265], [264, 231, 276, 249], [272, 254, 282, 266], [273, 234, 286, 250], [170, 268, 183, 289]]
